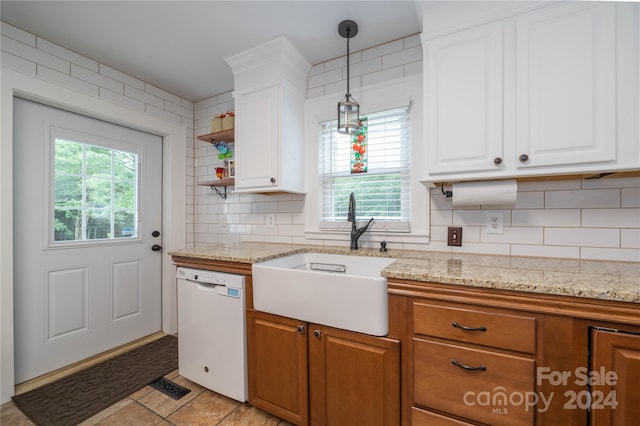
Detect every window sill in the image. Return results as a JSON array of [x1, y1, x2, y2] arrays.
[[304, 230, 430, 247]]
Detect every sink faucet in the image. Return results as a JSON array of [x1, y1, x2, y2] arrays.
[[347, 192, 374, 250]]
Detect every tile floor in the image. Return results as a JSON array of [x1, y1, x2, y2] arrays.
[[1, 369, 293, 425]]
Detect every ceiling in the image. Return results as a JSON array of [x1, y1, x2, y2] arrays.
[[1, 1, 422, 102]]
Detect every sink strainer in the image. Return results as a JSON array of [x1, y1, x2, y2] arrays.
[[309, 262, 346, 273]]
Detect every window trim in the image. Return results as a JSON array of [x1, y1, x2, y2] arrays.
[[304, 74, 430, 247]]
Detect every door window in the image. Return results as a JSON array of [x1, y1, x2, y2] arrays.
[[53, 138, 138, 242]]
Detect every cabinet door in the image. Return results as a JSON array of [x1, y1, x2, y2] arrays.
[[234, 85, 280, 190], [246, 309, 309, 425], [308, 325, 400, 426], [591, 329, 640, 425], [425, 22, 505, 175], [515, 2, 616, 169]]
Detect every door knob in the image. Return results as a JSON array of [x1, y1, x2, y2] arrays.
[[313, 329, 322, 338], [297, 325, 305, 333], [151, 244, 162, 252]]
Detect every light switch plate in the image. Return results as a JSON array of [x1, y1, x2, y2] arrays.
[[448, 227, 462, 246]]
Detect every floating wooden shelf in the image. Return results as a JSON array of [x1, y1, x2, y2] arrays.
[[198, 178, 235, 199], [198, 178, 235, 187], [197, 128, 234, 144]]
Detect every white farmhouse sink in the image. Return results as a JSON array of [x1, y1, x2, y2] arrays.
[[252, 252, 395, 336]]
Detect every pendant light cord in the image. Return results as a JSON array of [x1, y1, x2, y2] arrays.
[[346, 29, 350, 97]]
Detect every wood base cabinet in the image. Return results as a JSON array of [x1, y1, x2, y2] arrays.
[[412, 300, 537, 425], [247, 309, 309, 424], [247, 309, 400, 426], [388, 278, 640, 425], [590, 328, 640, 425], [412, 406, 476, 426]]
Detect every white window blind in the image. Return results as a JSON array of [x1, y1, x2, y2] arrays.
[[319, 106, 411, 232]]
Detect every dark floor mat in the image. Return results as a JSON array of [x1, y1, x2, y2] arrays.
[[12, 335, 177, 426]]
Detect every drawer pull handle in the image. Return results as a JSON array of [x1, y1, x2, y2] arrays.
[[451, 359, 487, 371], [452, 321, 487, 332]]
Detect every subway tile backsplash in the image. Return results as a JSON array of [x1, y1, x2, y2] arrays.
[[2, 21, 638, 262], [191, 33, 639, 262], [431, 182, 640, 262]]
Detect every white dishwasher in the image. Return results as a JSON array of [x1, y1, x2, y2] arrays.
[[177, 267, 247, 402]]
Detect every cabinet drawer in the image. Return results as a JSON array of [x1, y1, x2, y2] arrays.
[[413, 301, 536, 353], [414, 338, 534, 426], [412, 406, 475, 425]]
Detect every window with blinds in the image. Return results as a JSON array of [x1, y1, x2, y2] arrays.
[[318, 106, 411, 232]]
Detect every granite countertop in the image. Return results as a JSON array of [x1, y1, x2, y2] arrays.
[[169, 242, 640, 304]]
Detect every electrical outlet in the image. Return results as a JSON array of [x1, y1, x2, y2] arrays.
[[486, 211, 504, 234], [448, 227, 462, 246], [266, 214, 276, 229]]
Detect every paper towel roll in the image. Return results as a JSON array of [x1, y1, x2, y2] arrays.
[[452, 180, 518, 207]]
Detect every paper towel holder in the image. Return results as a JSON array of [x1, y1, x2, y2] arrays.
[[441, 183, 453, 198], [449, 179, 519, 207]]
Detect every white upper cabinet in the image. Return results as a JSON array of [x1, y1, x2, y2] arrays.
[[515, 2, 616, 169], [233, 85, 281, 190], [420, 1, 639, 183], [425, 21, 505, 175], [225, 36, 310, 193]]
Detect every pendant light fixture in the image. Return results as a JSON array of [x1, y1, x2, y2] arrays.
[[337, 20, 359, 135]]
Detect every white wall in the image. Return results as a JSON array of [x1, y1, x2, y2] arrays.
[[1, 21, 187, 403], [192, 35, 425, 249], [192, 34, 640, 262]]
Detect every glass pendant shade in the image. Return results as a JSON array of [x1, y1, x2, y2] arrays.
[[337, 95, 360, 135]]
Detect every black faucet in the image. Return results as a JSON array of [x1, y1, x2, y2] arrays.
[[347, 192, 374, 250]]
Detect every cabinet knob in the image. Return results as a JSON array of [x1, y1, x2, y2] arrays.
[[313, 329, 322, 338], [297, 325, 305, 333], [493, 157, 503, 165], [519, 154, 529, 163], [270, 177, 276, 184]]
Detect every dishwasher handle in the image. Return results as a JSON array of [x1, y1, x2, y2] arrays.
[[185, 278, 226, 288]]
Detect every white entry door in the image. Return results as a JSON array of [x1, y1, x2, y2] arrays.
[[13, 98, 163, 383]]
